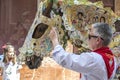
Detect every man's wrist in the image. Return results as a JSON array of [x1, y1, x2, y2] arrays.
[[52, 40, 59, 48]]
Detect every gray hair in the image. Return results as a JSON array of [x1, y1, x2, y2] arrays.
[[92, 22, 113, 46]]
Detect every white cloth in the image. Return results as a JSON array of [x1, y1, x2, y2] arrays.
[[52, 45, 118, 80], [0, 61, 22, 80]]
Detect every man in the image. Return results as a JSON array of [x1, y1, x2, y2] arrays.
[[0, 54, 4, 76], [0, 55, 4, 62], [49, 22, 118, 80]]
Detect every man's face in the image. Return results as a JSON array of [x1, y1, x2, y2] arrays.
[[88, 26, 96, 50], [88, 26, 102, 50]]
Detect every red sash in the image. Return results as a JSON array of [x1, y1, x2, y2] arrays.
[[93, 47, 114, 79]]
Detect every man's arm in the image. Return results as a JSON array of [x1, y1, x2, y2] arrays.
[[52, 45, 96, 73]]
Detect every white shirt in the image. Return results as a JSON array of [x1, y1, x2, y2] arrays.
[[0, 61, 22, 80], [52, 45, 118, 80]]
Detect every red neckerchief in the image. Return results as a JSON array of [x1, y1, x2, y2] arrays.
[[93, 47, 114, 79]]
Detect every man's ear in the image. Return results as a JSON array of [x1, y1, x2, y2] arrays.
[[96, 37, 102, 44]]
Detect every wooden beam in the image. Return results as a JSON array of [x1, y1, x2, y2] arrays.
[[115, 0, 120, 16]]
